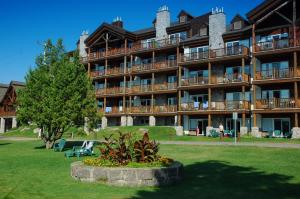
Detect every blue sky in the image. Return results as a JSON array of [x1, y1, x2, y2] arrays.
[[0, 0, 263, 84]]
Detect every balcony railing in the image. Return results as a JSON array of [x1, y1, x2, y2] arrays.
[[130, 60, 177, 73], [180, 46, 249, 63], [130, 85, 152, 93], [106, 87, 125, 95], [211, 73, 249, 84], [106, 67, 125, 76], [90, 70, 105, 78], [256, 98, 297, 109], [104, 106, 126, 114], [255, 38, 293, 52], [255, 68, 300, 80], [211, 100, 250, 110], [130, 38, 181, 52], [180, 101, 209, 111], [0, 110, 16, 117], [181, 76, 209, 87], [95, 88, 105, 96], [153, 105, 177, 113], [153, 82, 177, 91], [106, 47, 126, 57], [130, 106, 152, 113]]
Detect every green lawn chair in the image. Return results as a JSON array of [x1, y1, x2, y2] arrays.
[[65, 141, 94, 158], [210, 129, 219, 138], [273, 130, 282, 138], [53, 139, 66, 152], [224, 130, 230, 137]]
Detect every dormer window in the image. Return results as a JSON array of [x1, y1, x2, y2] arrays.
[[200, 27, 207, 36], [233, 21, 242, 30], [180, 15, 187, 23]]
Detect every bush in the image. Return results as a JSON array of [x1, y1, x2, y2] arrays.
[[91, 132, 172, 167]]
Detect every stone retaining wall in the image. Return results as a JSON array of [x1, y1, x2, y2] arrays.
[[71, 161, 183, 187]]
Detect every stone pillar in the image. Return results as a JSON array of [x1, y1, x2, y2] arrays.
[[292, 127, 300, 139], [0, 118, 5, 133], [149, 116, 156, 126], [101, 117, 108, 129], [251, 127, 261, 138], [127, 116, 133, 126], [84, 117, 89, 133], [121, 116, 127, 126], [206, 126, 214, 137], [240, 127, 248, 136], [12, 117, 17, 129], [174, 126, 183, 136]]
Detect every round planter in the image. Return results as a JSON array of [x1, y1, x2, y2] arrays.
[[71, 161, 183, 187]]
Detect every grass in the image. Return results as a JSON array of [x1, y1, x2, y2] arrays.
[[0, 140, 300, 199], [4, 125, 300, 144]]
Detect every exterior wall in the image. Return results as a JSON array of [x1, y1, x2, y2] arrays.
[[156, 6, 170, 41], [209, 11, 226, 49]]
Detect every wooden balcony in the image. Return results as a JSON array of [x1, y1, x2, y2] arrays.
[[86, 47, 126, 62], [256, 98, 298, 109], [153, 105, 177, 113], [153, 82, 177, 91], [180, 102, 209, 111], [210, 74, 250, 85], [254, 38, 299, 53], [95, 88, 105, 96], [103, 106, 126, 115], [106, 87, 125, 95], [255, 68, 300, 81], [211, 100, 250, 111], [130, 85, 152, 94], [130, 106, 152, 113], [129, 38, 180, 53], [90, 70, 105, 78], [180, 76, 209, 87], [0, 110, 16, 117], [106, 67, 125, 76], [130, 60, 177, 73], [180, 46, 249, 63]]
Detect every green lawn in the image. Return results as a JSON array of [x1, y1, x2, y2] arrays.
[[0, 140, 300, 199], [4, 126, 300, 144]]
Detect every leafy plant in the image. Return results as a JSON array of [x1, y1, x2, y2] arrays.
[[134, 133, 159, 163]]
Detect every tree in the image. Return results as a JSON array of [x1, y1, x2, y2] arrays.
[[17, 39, 98, 149]]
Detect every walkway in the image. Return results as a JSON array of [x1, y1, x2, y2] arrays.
[[1, 136, 300, 149]]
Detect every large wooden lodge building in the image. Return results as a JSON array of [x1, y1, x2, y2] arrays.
[[77, 0, 300, 137]]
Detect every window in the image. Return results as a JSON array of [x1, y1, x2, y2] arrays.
[[180, 15, 187, 23], [169, 32, 187, 42], [200, 27, 207, 36], [233, 21, 242, 30], [168, 97, 177, 105]]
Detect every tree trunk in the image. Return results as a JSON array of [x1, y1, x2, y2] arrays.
[[45, 140, 55, 149]]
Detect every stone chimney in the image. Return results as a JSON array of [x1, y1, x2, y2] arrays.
[[79, 30, 88, 58], [112, 16, 123, 28], [209, 7, 226, 49], [156, 5, 170, 41]]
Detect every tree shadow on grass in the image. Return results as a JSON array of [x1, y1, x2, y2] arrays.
[[0, 143, 11, 146], [131, 160, 300, 199]]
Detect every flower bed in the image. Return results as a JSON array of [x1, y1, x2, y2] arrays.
[[71, 161, 183, 186], [70, 132, 184, 186]]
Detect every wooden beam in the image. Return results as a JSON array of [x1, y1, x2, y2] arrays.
[[294, 81, 298, 99], [208, 62, 211, 84], [256, 1, 289, 25], [295, 113, 299, 127], [242, 113, 246, 126], [253, 113, 257, 127], [252, 24, 256, 53], [275, 11, 292, 24], [208, 114, 211, 126]]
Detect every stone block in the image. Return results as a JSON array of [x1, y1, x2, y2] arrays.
[[292, 127, 300, 139], [174, 126, 183, 136], [127, 116, 133, 126], [121, 116, 127, 126], [149, 116, 156, 126], [206, 126, 214, 137], [251, 127, 261, 138], [101, 117, 107, 129], [240, 127, 248, 136]]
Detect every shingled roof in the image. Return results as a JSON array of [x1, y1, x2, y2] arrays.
[[0, 83, 9, 103]]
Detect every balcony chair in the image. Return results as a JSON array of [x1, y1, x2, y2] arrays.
[[53, 138, 66, 152], [273, 130, 282, 138]]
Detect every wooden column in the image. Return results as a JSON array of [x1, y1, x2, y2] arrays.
[[295, 82, 298, 106], [105, 33, 109, 55], [208, 62, 211, 84], [295, 113, 299, 127], [252, 24, 256, 53], [242, 113, 246, 127], [151, 94, 154, 113], [293, 0, 296, 47], [242, 84, 246, 127], [87, 63, 91, 77], [242, 85, 246, 110], [208, 88, 211, 110], [104, 97, 107, 112], [242, 58, 245, 79], [105, 59, 108, 75], [104, 78, 107, 94], [178, 114, 182, 126], [208, 114, 211, 126], [176, 47, 180, 64], [152, 51, 155, 68], [129, 96, 132, 112], [124, 39, 127, 54], [253, 113, 257, 127], [178, 65, 182, 86], [178, 90, 181, 111], [294, 52, 297, 77], [123, 96, 126, 113], [152, 73, 155, 91]]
